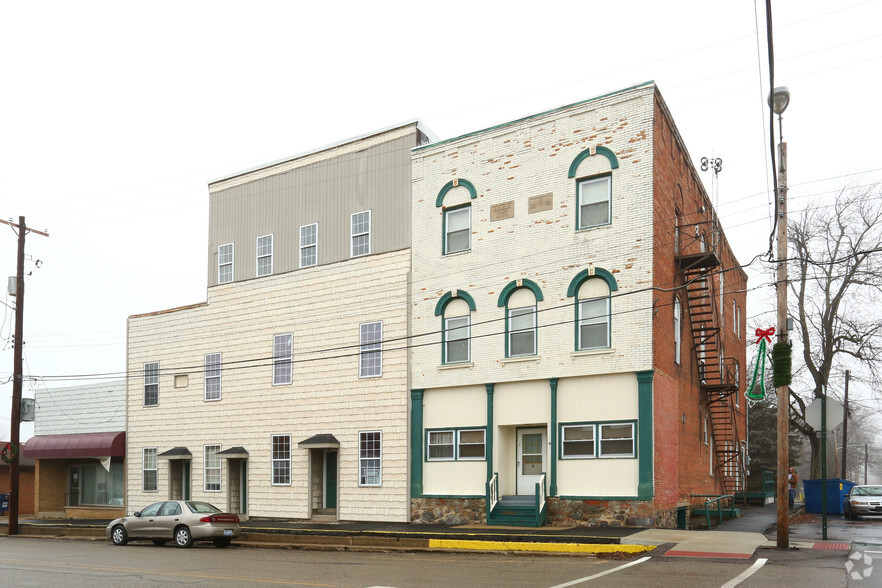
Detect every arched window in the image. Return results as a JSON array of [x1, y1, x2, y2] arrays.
[[497, 279, 544, 358], [674, 296, 682, 365], [435, 291, 476, 364], [567, 269, 617, 351]]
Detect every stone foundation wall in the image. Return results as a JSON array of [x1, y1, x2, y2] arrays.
[[411, 498, 486, 525]]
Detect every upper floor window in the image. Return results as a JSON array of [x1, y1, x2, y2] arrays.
[[359, 321, 383, 378], [204, 445, 221, 491], [674, 210, 681, 255], [257, 234, 273, 276], [218, 243, 234, 284], [674, 297, 682, 365], [204, 353, 221, 401], [272, 434, 291, 485], [144, 362, 159, 406], [498, 279, 543, 358], [351, 211, 371, 257], [273, 334, 293, 385], [577, 175, 611, 229], [300, 223, 317, 268], [577, 282, 610, 350], [435, 290, 476, 365], [444, 205, 470, 254]]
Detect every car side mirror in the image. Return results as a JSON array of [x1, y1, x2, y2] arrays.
[[134, 511, 141, 517]]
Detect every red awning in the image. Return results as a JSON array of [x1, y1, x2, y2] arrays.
[[23, 432, 126, 459]]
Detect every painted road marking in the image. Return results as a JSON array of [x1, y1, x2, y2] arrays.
[[546, 556, 651, 588], [428, 539, 655, 554], [721, 558, 768, 588]]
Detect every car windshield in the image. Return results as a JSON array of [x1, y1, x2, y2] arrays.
[[185, 501, 222, 514], [854, 486, 882, 497]]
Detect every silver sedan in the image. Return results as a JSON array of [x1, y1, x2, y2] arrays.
[[106, 500, 241, 548], [844, 485, 882, 519]]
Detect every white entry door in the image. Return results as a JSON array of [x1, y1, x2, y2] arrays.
[[516, 428, 546, 495]]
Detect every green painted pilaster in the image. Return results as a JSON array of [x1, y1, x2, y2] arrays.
[[549, 378, 559, 496], [636, 371, 654, 500], [485, 383, 494, 482], [410, 389, 424, 497]]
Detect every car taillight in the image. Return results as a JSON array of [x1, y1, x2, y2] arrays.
[[199, 514, 240, 523]]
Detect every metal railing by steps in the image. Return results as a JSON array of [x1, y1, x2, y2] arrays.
[[485, 473, 548, 527]]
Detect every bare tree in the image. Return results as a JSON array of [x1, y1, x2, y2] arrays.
[[787, 185, 882, 479]]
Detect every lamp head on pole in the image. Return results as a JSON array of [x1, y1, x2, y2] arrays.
[[769, 86, 791, 115]]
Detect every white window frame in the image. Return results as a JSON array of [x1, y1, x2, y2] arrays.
[[273, 334, 293, 385], [577, 175, 611, 229], [299, 223, 318, 268], [351, 210, 371, 257], [444, 205, 471, 254], [561, 424, 596, 459], [674, 297, 682, 365], [204, 353, 221, 401], [598, 423, 635, 458], [359, 321, 383, 378], [578, 296, 610, 350], [257, 234, 273, 277], [218, 243, 234, 284], [271, 434, 291, 486], [719, 271, 724, 327], [427, 430, 455, 461], [204, 444, 221, 492], [143, 447, 158, 492], [457, 429, 486, 460], [144, 362, 159, 407], [508, 306, 537, 357], [443, 315, 470, 364], [358, 431, 382, 487]]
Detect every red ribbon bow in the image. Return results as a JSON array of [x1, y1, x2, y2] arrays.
[[755, 327, 775, 344]]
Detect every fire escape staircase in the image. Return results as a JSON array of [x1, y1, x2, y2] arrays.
[[676, 251, 745, 496]]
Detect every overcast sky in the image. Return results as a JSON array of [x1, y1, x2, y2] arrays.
[[2, 0, 881, 441]]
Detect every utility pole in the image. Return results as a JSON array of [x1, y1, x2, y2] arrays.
[[841, 370, 849, 480], [3, 216, 48, 535]]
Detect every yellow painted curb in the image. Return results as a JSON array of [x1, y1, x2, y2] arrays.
[[428, 539, 656, 554]]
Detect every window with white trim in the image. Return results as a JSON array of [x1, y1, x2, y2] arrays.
[[273, 334, 293, 385], [599, 423, 635, 457], [444, 316, 470, 363], [457, 429, 485, 460], [561, 424, 595, 458], [351, 210, 371, 257], [204, 353, 221, 401], [359, 321, 382, 378], [444, 205, 470, 254], [204, 445, 221, 491], [508, 306, 537, 357], [218, 243, 233, 284], [358, 431, 381, 486], [427, 430, 454, 461], [272, 435, 291, 485], [300, 223, 317, 268], [577, 175, 611, 228], [257, 234, 273, 276], [144, 362, 159, 406], [578, 297, 610, 350], [674, 297, 682, 365], [719, 271, 724, 327], [143, 447, 157, 491]]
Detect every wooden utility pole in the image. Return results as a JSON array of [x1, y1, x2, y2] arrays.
[[3, 216, 48, 535], [775, 139, 790, 549], [842, 370, 849, 479]]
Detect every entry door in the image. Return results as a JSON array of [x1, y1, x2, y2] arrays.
[[324, 451, 337, 509], [516, 428, 546, 495], [68, 467, 80, 507], [240, 461, 248, 513]]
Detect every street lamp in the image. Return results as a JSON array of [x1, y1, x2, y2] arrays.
[[768, 85, 791, 548]]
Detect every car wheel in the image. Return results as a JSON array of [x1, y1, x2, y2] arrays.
[[174, 526, 193, 548], [111, 525, 128, 546], [212, 538, 231, 548], [152, 539, 168, 546]]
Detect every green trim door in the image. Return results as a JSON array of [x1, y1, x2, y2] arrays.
[[325, 450, 338, 509]]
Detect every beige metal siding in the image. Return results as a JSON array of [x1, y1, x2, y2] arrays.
[[207, 131, 416, 287]]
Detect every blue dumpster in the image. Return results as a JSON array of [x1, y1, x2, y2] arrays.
[[0, 493, 8, 515], [804, 479, 856, 515]]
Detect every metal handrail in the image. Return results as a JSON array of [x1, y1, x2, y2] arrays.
[[486, 472, 499, 520], [535, 473, 547, 514], [691, 494, 734, 529]]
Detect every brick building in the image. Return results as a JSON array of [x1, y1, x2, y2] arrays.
[[408, 82, 747, 527]]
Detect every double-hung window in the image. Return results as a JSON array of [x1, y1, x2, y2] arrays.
[[204, 445, 221, 491], [427, 429, 486, 460], [351, 211, 371, 257], [427, 430, 454, 460], [143, 448, 158, 491], [599, 423, 635, 457], [444, 206, 470, 254], [577, 175, 611, 228], [144, 362, 159, 406], [257, 234, 273, 276], [457, 429, 485, 459], [561, 425, 595, 458], [272, 435, 291, 485], [673, 297, 682, 365], [204, 353, 221, 401], [273, 334, 293, 385], [578, 297, 610, 350], [562, 422, 634, 458], [444, 316, 470, 363], [300, 223, 317, 268], [508, 306, 536, 356], [358, 431, 381, 486], [359, 321, 382, 378], [218, 243, 234, 284]]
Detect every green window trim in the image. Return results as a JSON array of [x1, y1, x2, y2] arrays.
[[496, 279, 544, 307], [559, 420, 638, 459], [425, 427, 487, 462], [434, 290, 477, 316], [436, 178, 478, 207], [575, 173, 612, 230], [567, 146, 619, 178], [566, 268, 618, 297], [443, 203, 471, 255]]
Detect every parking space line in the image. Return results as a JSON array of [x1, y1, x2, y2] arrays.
[[720, 558, 767, 588], [546, 556, 651, 587]]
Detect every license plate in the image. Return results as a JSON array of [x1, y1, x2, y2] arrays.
[[224, 529, 233, 536]]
